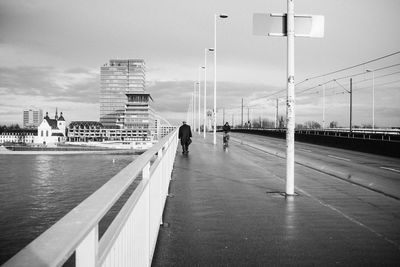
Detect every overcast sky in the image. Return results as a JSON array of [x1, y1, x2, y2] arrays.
[[0, 0, 399, 127]]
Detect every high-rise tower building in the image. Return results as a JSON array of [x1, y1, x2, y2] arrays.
[[23, 108, 43, 128], [100, 59, 146, 128]]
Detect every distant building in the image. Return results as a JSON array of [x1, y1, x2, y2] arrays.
[[23, 108, 43, 129], [35, 111, 67, 145], [64, 59, 171, 147], [0, 129, 36, 144], [100, 59, 146, 128], [98, 59, 157, 145], [68, 121, 104, 142], [155, 119, 176, 139], [67, 119, 174, 143], [160, 125, 176, 138], [120, 92, 155, 139]]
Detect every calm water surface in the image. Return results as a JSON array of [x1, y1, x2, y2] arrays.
[[0, 153, 137, 264]]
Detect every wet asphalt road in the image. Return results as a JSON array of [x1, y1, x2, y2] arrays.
[[230, 132, 400, 200], [152, 134, 400, 266]]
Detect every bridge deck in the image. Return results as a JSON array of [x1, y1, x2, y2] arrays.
[[152, 134, 400, 266]]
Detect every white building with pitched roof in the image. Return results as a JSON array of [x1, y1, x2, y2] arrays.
[[34, 110, 66, 146]]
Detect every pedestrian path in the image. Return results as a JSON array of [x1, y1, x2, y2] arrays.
[[152, 134, 400, 266]]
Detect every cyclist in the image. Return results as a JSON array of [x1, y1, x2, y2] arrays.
[[222, 122, 231, 149]]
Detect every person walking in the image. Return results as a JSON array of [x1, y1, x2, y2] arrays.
[[178, 121, 192, 154]]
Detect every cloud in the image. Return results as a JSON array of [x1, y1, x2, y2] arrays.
[[148, 79, 280, 113], [65, 67, 91, 74], [0, 66, 99, 104]]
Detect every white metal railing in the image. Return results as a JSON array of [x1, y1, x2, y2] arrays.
[[4, 128, 178, 267]]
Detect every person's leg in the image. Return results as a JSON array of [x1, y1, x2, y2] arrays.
[[185, 142, 190, 153], [181, 140, 185, 153]]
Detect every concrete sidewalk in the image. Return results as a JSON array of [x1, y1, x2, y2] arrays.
[[152, 135, 400, 266]]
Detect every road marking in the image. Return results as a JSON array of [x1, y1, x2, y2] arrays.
[[327, 155, 351, 162], [380, 166, 400, 173], [296, 187, 400, 250], [299, 148, 312, 152]]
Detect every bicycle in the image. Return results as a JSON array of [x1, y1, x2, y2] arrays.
[[223, 132, 229, 150]]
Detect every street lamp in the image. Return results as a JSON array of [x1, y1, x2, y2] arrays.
[[321, 84, 325, 129], [197, 68, 202, 134], [203, 48, 214, 139], [197, 82, 201, 134], [192, 82, 196, 131], [213, 13, 229, 145], [201, 65, 206, 138], [366, 69, 375, 130]]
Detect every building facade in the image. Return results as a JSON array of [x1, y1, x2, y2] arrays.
[[67, 121, 104, 142], [121, 92, 155, 139], [160, 125, 176, 138], [35, 111, 67, 145], [23, 108, 43, 129], [0, 129, 36, 144], [100, 59, 146, 128], [64, 59, 170, 147], [67, 121, 174, 143]]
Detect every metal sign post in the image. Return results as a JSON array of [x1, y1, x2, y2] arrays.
[[253, 0, 324, 196], [286, 0, 295, 195]]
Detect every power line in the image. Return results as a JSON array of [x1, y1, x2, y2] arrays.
[[323, 63, 400, 83], [295, 50, 400, 85], [222, 53, 400, 111], [352, 78, 400, 92], [300, 78, 400, 98], [297, 69, 400, 96], [248, 62, 400, 103]]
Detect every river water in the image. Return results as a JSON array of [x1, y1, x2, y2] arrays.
[[0, 153, 137, 265]]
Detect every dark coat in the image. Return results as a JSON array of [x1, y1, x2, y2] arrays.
[[222, 124, 231, 133], [179, 124, 192, 143]]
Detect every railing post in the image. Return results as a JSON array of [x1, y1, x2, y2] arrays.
[[158, 147, 164, 225], [76, 225, 98, 267], [143, 162, 151, 267], [143, 162, 150, 180]]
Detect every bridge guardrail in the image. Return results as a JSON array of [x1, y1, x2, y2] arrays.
[[231, 128, 400, 157], [4, 128, 178, 267]]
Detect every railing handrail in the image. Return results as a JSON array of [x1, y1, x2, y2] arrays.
[[97, 135, 171, 265], [4, 128, 178, 267]]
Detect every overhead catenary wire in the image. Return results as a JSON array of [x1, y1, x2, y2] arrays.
[[297, 70, 400, 96], [239, 62, 400, 107], [221, 52, 400, 112], [295, 50, 400, 85]]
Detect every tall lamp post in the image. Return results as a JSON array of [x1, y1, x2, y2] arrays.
[[197, 68, 202, 134], [193, 82, 196, 131], [322, 84, 325, 129], [213, 14, 229, 145], [366, 69, 375, 129], [202, 63, 206, 138], [203, 48, 214, 139]]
